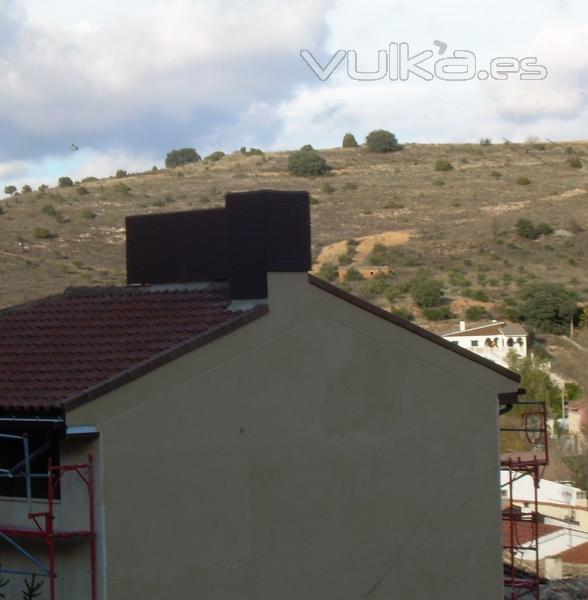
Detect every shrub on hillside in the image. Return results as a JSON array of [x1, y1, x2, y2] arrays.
[[38, 184, 48, 193], [465, 306, 492, 321], [4, 185, 16, 195], [21, 185, 32, 193], [321, 182, 335, 194], [165, 148, 201, 168], [517, 282, 578, 333], [479, 137, 492, 146], [516, 176, 531, 185], [58, 177, 73, 187], [317, 262, 338, 282], [536, 222, 553, 236], [409, 276, 444, 308], [33, 226, 55, 240], [567, 157, 583, 169], [515, 218, 538, 240], [115, 169, 127, 178], [287, 149, 330, 176], [81, 208, 96, 220], [434, 159, 453, 172], [300, 144, 314, 152], [390, 306, 415, 321], [76, 186, 89, 196], [344, 267, 364, 282], [342, 133, 359, 148], [422, 306, 455, 321], [81, 176, 99, 183], [365, 130, 401, 153], [205, 151, 226, 162]]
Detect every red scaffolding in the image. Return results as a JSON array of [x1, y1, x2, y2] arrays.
[[500, 390, 549, 600], [0, 454, 97, 600]]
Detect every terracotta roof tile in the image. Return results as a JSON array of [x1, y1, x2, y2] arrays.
[[0, 285, 267, 411], [559, 541, 588, 564], [502, 521, 560, 547]]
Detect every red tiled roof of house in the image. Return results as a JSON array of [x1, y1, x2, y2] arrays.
[[502, 521, 560, 547], [559, 541, 588, 564], [0, 285, 267, 411]]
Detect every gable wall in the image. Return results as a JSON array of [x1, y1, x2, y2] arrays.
[[65, 273, 517, 599]]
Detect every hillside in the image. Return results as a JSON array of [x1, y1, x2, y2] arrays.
[[1, 141, 587, 390]]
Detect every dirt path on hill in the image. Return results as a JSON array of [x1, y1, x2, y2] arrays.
[[316, 230, 416, 266]]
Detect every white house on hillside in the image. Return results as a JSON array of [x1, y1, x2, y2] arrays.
[[442, 320, 527, 368]]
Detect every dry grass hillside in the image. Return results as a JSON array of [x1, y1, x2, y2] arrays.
[[1, 140, 587, 388]]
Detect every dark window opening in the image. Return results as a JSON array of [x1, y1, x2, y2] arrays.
[[471, 340, 479, 347], [0, 433, 60, 499]]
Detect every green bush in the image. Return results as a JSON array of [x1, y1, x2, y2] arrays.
[[479, 137, 492, 145], [432, 178, 445, 186], [470, 289, 490, 302], [390, 306, 415, 321], [115, 169, 127, 178], [338, 253, 353, 266], [409, 277, 444, 308], [536, 222, 553, 236], [515, 218, 538, 240], [344, 267, 364, 282], [33, 226, 55, 239], [422, 306, 455, 321], [365, 130, 401, 153], [3, 185, 16, 195], [42, 203, 57, 217], [81, 208, 96, 220], [490, 171, 502, 179], [517, 282, 578, 333], [342, 133, 359, 148], [114, 182, 131, 195], [81, 176, 99, 183], [317, 262, 338, 282], [21, 184, 32, 193], [465, 305, 492, 320], [434, 159, 453, 172], [165, 148, 201, 168], [205, 151, 226, 162], [567, 157, 583, 169], [516, 176, 531, 185], [369, 243, 394, 266], [58, 177, 73, 187], [76, 186, 89, 196], [287, 149, 330, 176], [38, 184, 48, 193]]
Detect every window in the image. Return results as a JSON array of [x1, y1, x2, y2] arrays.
[[507, 338, 514, 347], [471, 340, 479, 347], [0, 433, 60, 499]]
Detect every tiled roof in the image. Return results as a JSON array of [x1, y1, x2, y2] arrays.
[[502, 521, 560, 547], [559, 541, 588, 564], [443, 321, 527, 338], [0, 285, 267, 411]]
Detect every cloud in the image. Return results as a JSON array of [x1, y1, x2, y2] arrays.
[[0, 0, 331, 161]]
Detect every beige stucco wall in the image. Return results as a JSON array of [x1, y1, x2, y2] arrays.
[[54, 273, 519, 599]]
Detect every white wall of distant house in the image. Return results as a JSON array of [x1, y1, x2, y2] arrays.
[[501, 471, 585, 507]]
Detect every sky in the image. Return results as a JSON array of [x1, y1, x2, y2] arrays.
[[0, 0, 587, 192]]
